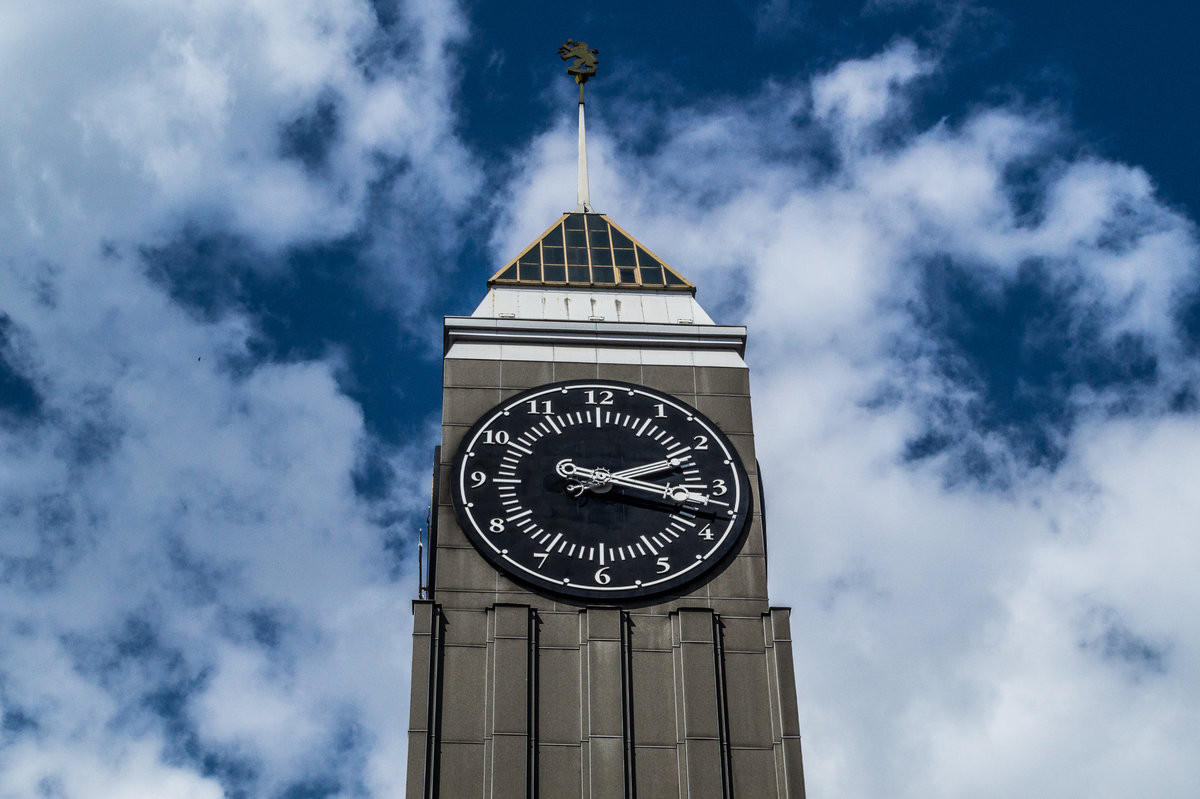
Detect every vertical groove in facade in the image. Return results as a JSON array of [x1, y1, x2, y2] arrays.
[[409, 602, 445, 799], [528, 609, 540, 799], [619, 611, 637, 798], [712, 614, 734, 798]]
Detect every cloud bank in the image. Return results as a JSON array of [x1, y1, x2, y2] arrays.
[[1, 1, 470, 796], [497, 40, 1199, 799]]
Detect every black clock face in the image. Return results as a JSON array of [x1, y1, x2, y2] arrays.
[[451, 379, 752, 602]]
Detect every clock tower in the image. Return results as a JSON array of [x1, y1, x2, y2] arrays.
[[404, 43, 805, 798]]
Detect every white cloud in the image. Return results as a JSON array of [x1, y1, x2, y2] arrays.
[[812, 39, 934, 137], [0, 0, 461, 795], [2, 738, 226, 799], [0, 0, 476, 255], [497, 40, 1200, 799]]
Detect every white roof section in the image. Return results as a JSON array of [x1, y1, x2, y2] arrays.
[[448, 291, 744, 368], [472, 287, 715, 325]]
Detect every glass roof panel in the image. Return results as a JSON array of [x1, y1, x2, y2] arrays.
[[566, 246, 589, 266], [487, 214, 694, 292], [639, 265, 664, 285]]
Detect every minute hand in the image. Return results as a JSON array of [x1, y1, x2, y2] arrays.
[[605, 473, 710, 505]]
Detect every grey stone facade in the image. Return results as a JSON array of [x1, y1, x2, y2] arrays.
[[405, 320, 805, 798]]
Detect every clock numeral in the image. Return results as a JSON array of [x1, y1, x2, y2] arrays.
[[482, 430, 510, 445], [656, 557, 671, 574], [584, 390, 614, 406], [489, 518, 505, 534], [527, 399, 553, 415], [593, 566, 611, 585], [653, 403, 667, 418], [534, 552, 550, 569], [698, 524, 714, 541], [692, 434, 709, 450], [712, 478, 727, 496], [470, 470, 487, 488]]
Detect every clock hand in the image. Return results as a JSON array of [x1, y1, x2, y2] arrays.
[[558, 460, 710, 505], [557, 457, 682, 483], [607, 473, 711, 505], [610, 457, 683, 480]]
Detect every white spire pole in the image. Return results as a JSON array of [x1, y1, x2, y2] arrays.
[[576, 91, 592, 213]]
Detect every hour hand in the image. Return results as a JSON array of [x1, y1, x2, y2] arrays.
[[610, 457, 683, 481]]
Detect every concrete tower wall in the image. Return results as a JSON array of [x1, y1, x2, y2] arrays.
[[405, 312, 805, 798]]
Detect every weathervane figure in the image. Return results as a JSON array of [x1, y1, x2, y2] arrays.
[[559, 39, 599, 213], [559, 39, 599, 101]]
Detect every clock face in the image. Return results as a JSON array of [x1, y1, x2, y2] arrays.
[[450, 379, 752, 602]]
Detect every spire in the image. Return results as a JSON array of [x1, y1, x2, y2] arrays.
[[486, 42, 694, 294], [577, 99, 592, 213], [559, 39, 599, 213]]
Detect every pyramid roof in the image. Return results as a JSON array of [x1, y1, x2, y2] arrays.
[[488, 213, 694, 293]]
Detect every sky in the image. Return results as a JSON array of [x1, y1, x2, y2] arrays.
[[1, 1, 1198, 797]]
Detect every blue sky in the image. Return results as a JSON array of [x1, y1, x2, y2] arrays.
[[1, 1, 1198, 797]]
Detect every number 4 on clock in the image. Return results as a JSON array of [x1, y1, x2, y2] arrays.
[[698, 524, 714, 541]]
